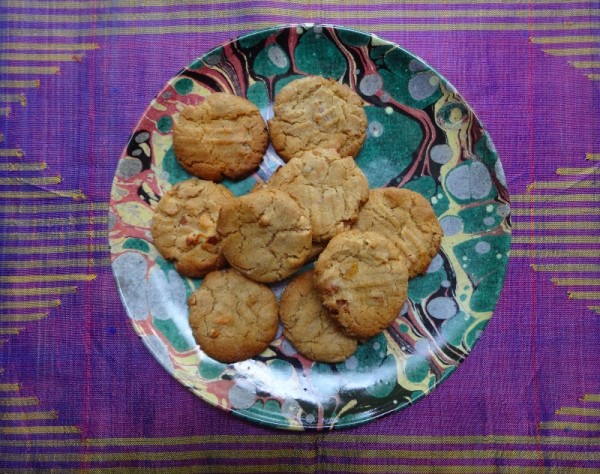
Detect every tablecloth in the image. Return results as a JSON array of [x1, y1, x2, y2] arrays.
[[1, 1, 599, 472]]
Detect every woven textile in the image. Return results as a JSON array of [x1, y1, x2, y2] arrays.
[[1, 1, 599, 471]]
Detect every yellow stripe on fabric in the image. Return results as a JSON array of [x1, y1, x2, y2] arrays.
[[1, 244, 109, 254], [0, 300, 60, 309], [569, 291, 600, 300], [587, 153, 600, 160], [556, 167, 600, 175], [582, 394, 600, 402], [544, 47, 600, 56], [532, 263, 600, 271], [552, 278, 600, 286], [322, 466, 600, 474], [512, 249, 600, 258], [570, 60, 600, 68], [0, 162, 46, 171], [527, 180, 598, 190], [511, 207, 599, 216], [0, 66, 60, 74], [0, 287, 77, 296], [0, 42, 99, 51], [0, 190, 86, 199], [0, 426, 80, 435], [3, 230, 108, 240], [556, 407, 600, 416], [588, 306, 600, 314], [0, 383, 20, 392], [4, 216, 107, 226], [513, 222, 600, 230], [0, 94, 26, 105], [2, 258, 108, 269], [0, 328, 24, 335], [0, 313, 48, 322], [541, 421, 600, 431], [0, 202, 108, 213], [0, 148, 24, 157], [0, 80, 40, 89], [511, 193, 600, 203], [0, 274, 96, 283], [7, 22, 600, 37], [0, 107, 12, 117], [3, 8, 599, 23], [512, 236, 600, 244], [532, 35, 600, 44], [0, 411, 57, 421], [0, 52, 83, 61], [0, 176, 61, 185], [0, 397, 38, 406]]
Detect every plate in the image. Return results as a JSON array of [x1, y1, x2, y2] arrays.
[[109, 23, 511, 430]]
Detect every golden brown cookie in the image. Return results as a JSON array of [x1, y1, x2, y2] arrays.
[[280, 270, 357, 363], [188, 269, 279, 363], [217, 189, 312, 283], [267, 148, 369, 243], [151, 178, 234, 278], [173, 92, 268, 181], [314, 230, 408, 340], [268, 76, 367, 162], [353, 187, 443, 277]]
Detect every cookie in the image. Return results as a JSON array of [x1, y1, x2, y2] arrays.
[[267, 148, 369, 243], [353, 187, 443, 277], [151, 178, 234, 278], [217, 189, 312, 283], [188, 269, 279, 363], [173, 92, 268, 181], [280, 270, 357, 363], [268, 76, 367, 162], [314, 230, 408, 340]]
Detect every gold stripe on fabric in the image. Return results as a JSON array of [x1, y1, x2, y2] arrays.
[[0, 287, 77, 296], [6, 22, 600, 37], [0, 313, 48, 322], [532, 35, 600, 44], [512, 249, 600, 258], [0, 328, 24, 335], [0, 274, 96, 283], [544, 47, 600, 56], [552, 278, 600, 286], [532, 263, 600, 271], [0, 300, 61, 309], [541, 421, 600, 431], [511, 207, 599, 216], [0, 148, 23, 157], [568, 291, 600, 300], [0, 66, 60, 74], [556, 407, 600, 416], [0, 397, 39, 406], [0, 202, 108, 212], [0, 42, 100, 51], [513, 222, 600, 230], [0, 383, 20, 392], [0, 80, 40, 89], [556, 167, 600, 175], [3, 230, 109, 240], [512, 236, 600, 244], [587, 153, 600, 160], [1, 244, 109, 254], [527, 180, 598, 190], [0, 94, 26, 105], [321, 466, 600, 474], [0, 107, 12, 117], [582, 394, 600, 402], [4, 216, 107, 226], [0, 176, 61, 185], [2, 258, 108, 269], [3, 8, 599, 22], [588, 306, 600, 314], [0, 190, 86, 199], [0, 426, 80, 435], [0, 52, 84, 61], [0, 411, 58, 421], [570, 60, 600, 68], [511, 193, 600, 202], [0, 162, 46, 171]]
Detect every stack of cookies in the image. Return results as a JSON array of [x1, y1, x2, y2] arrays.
[[150, 76, 443, 364]]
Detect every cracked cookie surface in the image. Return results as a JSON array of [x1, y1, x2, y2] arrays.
[[314, 230, 408, 340], [280, 270, 357, 363], [188, 269, 279, 363], [151, 178, 234, 278], [173, 92, 268, 181], [353, 187, 443, 277], [267, 148, 369, 243], [268, 76, 367, 162], [217, 189, 312, 283]]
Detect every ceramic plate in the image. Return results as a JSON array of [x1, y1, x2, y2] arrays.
[[109, 24, 511, 430]]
